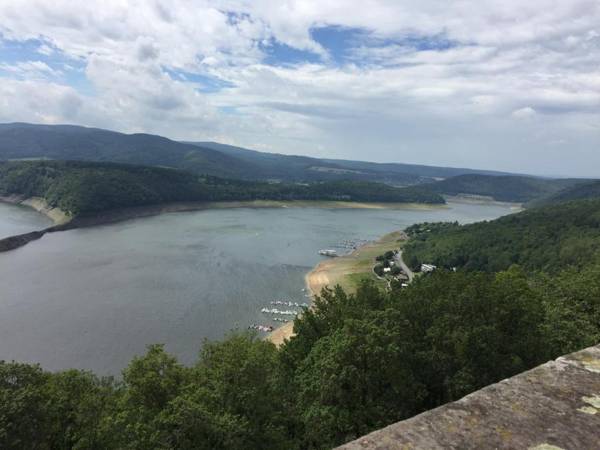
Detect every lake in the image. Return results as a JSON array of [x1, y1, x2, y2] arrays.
[[0, 201, 518, 374], [0, 201, 52, 238]]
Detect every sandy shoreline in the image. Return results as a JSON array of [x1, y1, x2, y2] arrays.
[[0, 196, 73, 252], [2, 197, 444, 229], [265, 269, 321, 346], [0, 195, 71, 225], [445, 194, 523, 211], [266, 197, 524, 346], [0, 197, 440, 253], [266, 230, 408, 346]]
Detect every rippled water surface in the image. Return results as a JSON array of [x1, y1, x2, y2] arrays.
[[0, 201, 517, 374], [0, 202, 52, 238]]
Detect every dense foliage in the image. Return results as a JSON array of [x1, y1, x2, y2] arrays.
[[3, 263, 600, 449], [421, 174, 585, 202], [403, 198, 600, 272], [0, 123, 252, 179], [529, 179, 600, 206], [0, 160, 444, 215]]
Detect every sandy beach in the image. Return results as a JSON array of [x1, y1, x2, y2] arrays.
[[0, 197, 441, 253], [0, 195, 71, 226], [267, 230, 408, 346]]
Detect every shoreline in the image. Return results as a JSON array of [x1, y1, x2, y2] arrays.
[[0, 198, 442, 253], [444, 194, 523, 210], [0, 195, 71, 226], [266, 197, 524, 345], [266, 230, 409, 346], [0, 196, 72, 252]]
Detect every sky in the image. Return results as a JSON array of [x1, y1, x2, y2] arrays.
[[0, 1, 599, 177]]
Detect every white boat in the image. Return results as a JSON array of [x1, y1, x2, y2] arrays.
[[318, 249, 338, 257]]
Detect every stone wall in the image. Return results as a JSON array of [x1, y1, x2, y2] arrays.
[[338, 344, 600, 449]]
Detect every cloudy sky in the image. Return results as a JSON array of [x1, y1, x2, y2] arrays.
[[0, 1, 599, 176]]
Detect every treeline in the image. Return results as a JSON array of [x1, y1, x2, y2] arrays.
[[3, 263, 600, 449], [403, 198, 600, 272], [529, 179, 600, 207], [421, 173, 585, 203], [0, 161, 444, 215]]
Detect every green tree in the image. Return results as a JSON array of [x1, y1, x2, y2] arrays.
[[108, 344, 189, 449], [157, 334, 293, 450], [0, 362, 51, 450]]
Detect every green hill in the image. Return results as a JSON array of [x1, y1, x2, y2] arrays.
[[529, 179, 600, 206], [0, 123, 519, 186], [403, 198, 600, 273], [0, 123, 260, 178], [422, 174, 586, 203], [193, 141, 512, 184], [0, 160, 444, 216]]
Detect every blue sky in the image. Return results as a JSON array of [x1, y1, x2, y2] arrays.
[[0, 1, 599, 176]]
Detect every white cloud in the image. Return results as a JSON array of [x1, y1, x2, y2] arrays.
[[0, 0, 598, 176], [512, 107, 536, 119], [0, 60, 61, 79]]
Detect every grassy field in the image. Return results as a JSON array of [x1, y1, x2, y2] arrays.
[[268, 230, 407, 346], [306, 230, 407, 294]]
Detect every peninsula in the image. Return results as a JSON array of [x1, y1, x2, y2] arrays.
[[0, 160, 445, 251]]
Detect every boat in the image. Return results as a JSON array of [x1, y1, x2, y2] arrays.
[[318, 249, 338, 257]]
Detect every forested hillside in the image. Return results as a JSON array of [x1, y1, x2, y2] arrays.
[[0, 123, 516, 186], [193, 141, 510, 183], [0, 123, 254, 179], [529, 179, 600, 206], [0, 160, 444, 215], [422, 174, 585, 202], [3, 264, 600, 449], [403, 198, 600, 272]]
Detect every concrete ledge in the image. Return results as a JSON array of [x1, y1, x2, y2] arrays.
[[338, 344, 600, 449]]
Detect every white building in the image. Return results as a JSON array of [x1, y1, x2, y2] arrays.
[[421, 263, 437, 273]]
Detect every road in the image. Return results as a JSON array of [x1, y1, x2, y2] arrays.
[[396, 250, 415, 282]]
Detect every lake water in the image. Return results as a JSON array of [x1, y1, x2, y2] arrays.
[[0, 201, 52, 238], [0, 201, 517, 374]]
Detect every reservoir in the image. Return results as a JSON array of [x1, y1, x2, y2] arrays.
[[0, 201, 517, 374], [0, 201, 52, 238]]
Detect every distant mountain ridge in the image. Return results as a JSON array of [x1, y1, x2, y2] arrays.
[[0, 123, 257, 179], [0, 123, 522, 185], [3, 123, 592, 204], [191, 141, 516, 183]]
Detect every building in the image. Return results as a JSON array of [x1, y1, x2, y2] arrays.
[[421, 263, 437, 273]]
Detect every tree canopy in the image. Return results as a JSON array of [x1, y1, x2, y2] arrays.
[[403, 198, 600, 273], [0, 160, 444, 216], [3, 260, 600, 449]]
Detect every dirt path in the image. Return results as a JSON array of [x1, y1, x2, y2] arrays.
[[396, 250, 415, 282]]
